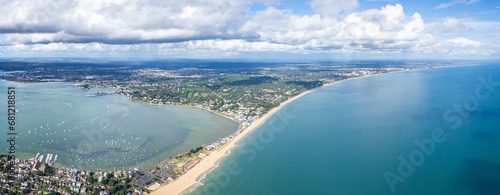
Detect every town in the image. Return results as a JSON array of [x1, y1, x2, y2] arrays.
[[0, 154, 148, 194]]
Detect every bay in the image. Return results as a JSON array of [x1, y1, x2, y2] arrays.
[[0, 81, 238, 171]]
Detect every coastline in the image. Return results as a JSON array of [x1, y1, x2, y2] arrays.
[[1, 67, 434, 171], [150, 70, 407, 195], [0, 65, 457, 193]]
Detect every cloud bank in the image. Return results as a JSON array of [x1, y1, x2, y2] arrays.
[[0, 0, 492, 57]]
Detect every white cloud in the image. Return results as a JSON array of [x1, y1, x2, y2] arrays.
[[427, 17, 468, 33], [0, 1, 491, 57], [446, 37, 481, 47], [461, 20, 500, 31], [466, 0, 481, 4], [237, 4, 480, 54], [435, 0, 480, 9], [0, 0, 252, 44]]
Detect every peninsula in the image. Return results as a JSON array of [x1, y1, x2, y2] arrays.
[[0, 59, 461, 194]]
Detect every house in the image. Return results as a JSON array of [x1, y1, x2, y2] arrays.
[[195, 153, 207, 159], [20, 182, 29, 189], [183, 160, 200, 171]]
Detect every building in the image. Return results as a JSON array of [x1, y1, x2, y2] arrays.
[[184, 160, 200, 172], [20, 182, 29, 189], [32, 160, 42, 170]]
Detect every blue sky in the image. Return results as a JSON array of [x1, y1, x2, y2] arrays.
[[0, 0, 498, 59]]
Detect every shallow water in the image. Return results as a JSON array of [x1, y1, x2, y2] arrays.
[[0, 81, 238, 171]]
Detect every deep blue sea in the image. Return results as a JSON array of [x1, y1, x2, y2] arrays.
[[191, 62, 500, 195]]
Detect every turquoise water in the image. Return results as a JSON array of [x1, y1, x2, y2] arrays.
[[0, 81, 238, 170], [192, 63, 500, 195]]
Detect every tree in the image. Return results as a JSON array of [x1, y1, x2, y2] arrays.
[[109, 179, 117, 186], [43, 164, 54, 176], [86, 175, 94, 184], [101, 178, 109, 185]]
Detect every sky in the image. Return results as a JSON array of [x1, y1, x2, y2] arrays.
[[0, 0, 498, 60]]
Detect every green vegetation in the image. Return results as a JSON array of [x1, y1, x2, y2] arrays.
[[0, 60, 423, 121], [188, 147, 203, 156]]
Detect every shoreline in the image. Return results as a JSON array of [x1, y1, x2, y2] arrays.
[[150, 70, 413, 195], [0, 65, 458, 193]]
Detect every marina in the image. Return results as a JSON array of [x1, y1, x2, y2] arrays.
[[0, 81, 238, 171]]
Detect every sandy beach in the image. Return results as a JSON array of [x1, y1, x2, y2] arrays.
[[149, 72, 386, 195]]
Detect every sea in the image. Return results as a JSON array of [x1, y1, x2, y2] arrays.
[[191, 62, 500, 195], [0, 80, 238, 171]]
